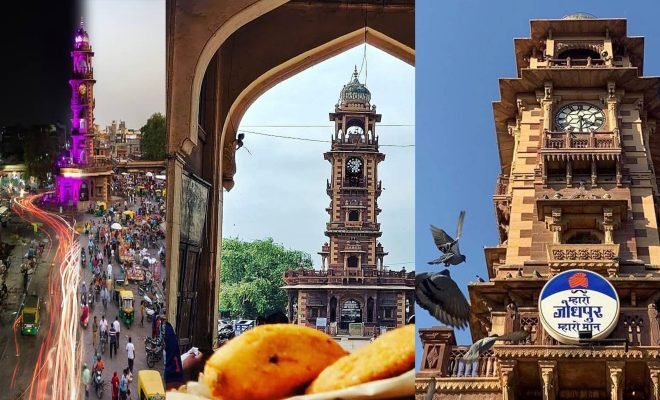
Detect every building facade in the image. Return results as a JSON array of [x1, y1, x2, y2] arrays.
[[417, 16, 660, 400], [55, 19, 112, 209], [283, 70, 414, 337]]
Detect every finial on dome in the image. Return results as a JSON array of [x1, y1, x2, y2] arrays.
[[352, 65, 359, 79], [80, 16, 85, 28]]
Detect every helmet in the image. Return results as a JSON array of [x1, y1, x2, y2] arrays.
[[83, 363, 88, 369], [97, 355, 101, 361]]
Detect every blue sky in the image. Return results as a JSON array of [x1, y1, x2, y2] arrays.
[[415, 0, 660, 368]]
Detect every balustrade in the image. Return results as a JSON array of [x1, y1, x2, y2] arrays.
[[543, 130, 619, 150], [446, 348, 499, 377]]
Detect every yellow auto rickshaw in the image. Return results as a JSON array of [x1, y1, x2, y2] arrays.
[[21, 295, 40, 336], [95, 201, 107, 216], [123, 210, 134, 222], [137, 370, 165, 400], [119, 290, 134, 327]]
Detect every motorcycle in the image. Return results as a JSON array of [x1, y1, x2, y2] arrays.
[[137, 279, 155, 296], [81, 311, 89, 329], [93, 368, 104, 398], [218, 324, 235, 346], [143, 294, 164, 322], [145, 336, 164, 368]]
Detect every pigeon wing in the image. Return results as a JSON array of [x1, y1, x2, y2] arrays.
[[496, 330, 530, 343], [415, 272, 470, 329], [430, 225, 454, 252], [462, 336, 498, 362], [455, 210, 466, 240]]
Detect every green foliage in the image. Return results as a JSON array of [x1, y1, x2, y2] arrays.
[[140, 113, 166, 160], [220, 237, 313, 319]]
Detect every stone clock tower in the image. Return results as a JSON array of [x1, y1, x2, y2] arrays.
[[55, 18, 112, 209], [283, 69, 414, 339], [321, 67, 388, 273], [418, 16, 660, 400]]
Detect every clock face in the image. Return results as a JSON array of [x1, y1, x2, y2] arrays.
[[346, 157, 363, 175], [555, 103, 605, 132], [78, 84, 86, 95]]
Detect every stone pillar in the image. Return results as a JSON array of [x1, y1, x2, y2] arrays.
[[165, 153, 184, 326], [541, 82, 554, 131], [417, 327, 456, 378], [500, 360, 517, 400], [648, 304, 660, 346], [606, 81, 618, 132], [538, 360, 557, 400], [607, 361, 625, 400], [649, 361, 660, 400]]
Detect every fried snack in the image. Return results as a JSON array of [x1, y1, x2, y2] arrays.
[[203, 324, 348, 400], [305, 324, 415, 394]]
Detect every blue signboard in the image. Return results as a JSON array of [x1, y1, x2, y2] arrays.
[[538, 269, 619, 344]]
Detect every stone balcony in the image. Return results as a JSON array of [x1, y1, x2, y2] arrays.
[[541, 130, 620, 152], [546, 243, 620, 275]]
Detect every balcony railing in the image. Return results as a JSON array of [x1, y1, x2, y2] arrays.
[[494, 175, 509, 196], [543, 130, 620, 150], [445, 348, 499, 377], [548, 57, 606, 68]]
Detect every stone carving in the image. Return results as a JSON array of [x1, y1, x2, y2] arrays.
[[551, 248, 616, 260], [650, 366, 660, 400], [425, 345, 440, 369]]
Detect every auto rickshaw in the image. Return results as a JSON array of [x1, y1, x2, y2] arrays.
[[137, 370, 165, 400], [119, 290, 135, 326], [95, 201, 107, 217], [21, 295, 40, 335]]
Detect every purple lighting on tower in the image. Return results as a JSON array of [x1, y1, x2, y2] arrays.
[[56, 16, 94, 206]]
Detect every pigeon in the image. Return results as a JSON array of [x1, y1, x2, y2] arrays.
[[462, 330, 530, 362], [532, 270, 542, 278], [475, 275, 485, 283], [425, 376, 436, 400], [517, 268, 524, 278], [428, 211, 466, 266], [415, 270, 470, 329]]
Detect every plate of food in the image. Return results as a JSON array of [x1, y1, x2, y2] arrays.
[[166, 324, 415, 400]]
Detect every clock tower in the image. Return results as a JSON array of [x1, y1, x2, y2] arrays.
[[418, 16, 660, 400], [55, 18, 112, 209], [283, 69, 414, 338], [322, 67, 387, 273]]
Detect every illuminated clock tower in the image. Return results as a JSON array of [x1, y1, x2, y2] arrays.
[[70, 18, 95, 165], [56, 18, 111, 208], [283, 69, 414, 338]]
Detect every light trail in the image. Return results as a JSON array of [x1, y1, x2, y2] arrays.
[[11, 194, 83, 400]]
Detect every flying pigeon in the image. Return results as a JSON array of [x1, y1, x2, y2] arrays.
[[428, 211, 466, 266], [424, 376, 436, 400], [415, 270, 470, 329], [462, 330, 530, 362]]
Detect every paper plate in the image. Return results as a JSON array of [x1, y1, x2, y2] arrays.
[[165, 369, 415, 400]]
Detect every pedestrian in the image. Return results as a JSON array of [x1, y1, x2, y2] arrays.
[[107, 263, 113, 279], [113, 316, 121, 347], [108, 324, 118, 359], [126, 336, 135, 373], [111, 370, 119, 400], [92, 316, 98, 351], [82, 363, 91, 398], [140, 301, 145, 327], [118, 368, 128, 400]]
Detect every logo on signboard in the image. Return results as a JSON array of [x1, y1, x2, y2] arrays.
[[538, 269, 619, 344]]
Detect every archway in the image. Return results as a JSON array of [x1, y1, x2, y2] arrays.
[[165, 0, 414, 353], [340, 298, 362, 330]]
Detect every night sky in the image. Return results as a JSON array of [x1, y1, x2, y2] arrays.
[[0, 0, 80, 126]]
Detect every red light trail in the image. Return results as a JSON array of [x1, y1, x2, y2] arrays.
[[11, 194, 83, 400]]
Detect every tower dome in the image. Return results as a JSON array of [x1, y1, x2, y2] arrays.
[[562, 12, 597, 20], [339, 67, 371, 108], [74, 17, 90, 50]]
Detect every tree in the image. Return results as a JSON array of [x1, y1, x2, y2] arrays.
[[220, 237, 313, 319], [140, 113, 166, 160]]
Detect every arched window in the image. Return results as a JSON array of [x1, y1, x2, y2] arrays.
[[347, 256, 358, 268], [348, 210, 359, 221], [557, 48, 601, 60]]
